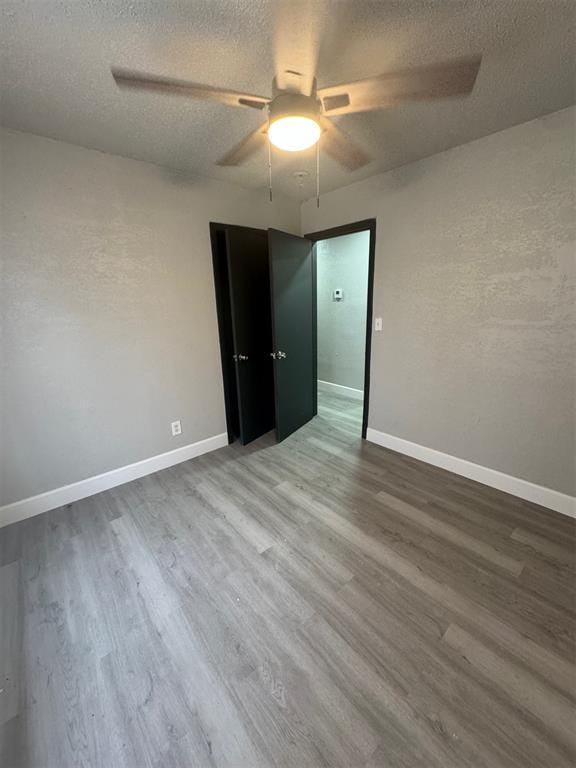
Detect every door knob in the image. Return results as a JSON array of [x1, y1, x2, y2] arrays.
[[277, 350, 287, 359], [238, 354, 249, 361], [270, 352, 277, 360]]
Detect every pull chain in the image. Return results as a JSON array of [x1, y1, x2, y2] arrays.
[[267, 119, 273, 203], [316, 139, 320, 208]]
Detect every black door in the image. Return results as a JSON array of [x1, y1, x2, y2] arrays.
[[226, 227, 275, 444], [268, 229, 316, 442]]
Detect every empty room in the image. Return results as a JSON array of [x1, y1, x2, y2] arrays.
[[1, 1, 575, 767]]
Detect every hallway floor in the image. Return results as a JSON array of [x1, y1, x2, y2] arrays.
[[316, 383, 364, 436], [1, 390, 574, 767]]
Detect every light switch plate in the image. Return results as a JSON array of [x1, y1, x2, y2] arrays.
[[374, 317, 383, 332]]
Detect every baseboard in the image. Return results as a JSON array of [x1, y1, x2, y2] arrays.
[[0, 432, 229, 529], [366, 428, 576, 519], [318, 379, 363, 400]]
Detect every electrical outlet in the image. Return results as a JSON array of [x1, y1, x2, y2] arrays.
[[374, 317, 383, 332], [171, 420, 182, 437]]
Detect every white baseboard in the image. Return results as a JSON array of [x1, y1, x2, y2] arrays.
[[366, 428, 576, 519], [318, 379, 363, 401], [0, 432, 229, 529]]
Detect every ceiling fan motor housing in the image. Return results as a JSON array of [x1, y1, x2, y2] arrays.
[[268, 92, 321, 125]]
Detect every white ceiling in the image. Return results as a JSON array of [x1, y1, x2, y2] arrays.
[[1, 0, 574, 199]]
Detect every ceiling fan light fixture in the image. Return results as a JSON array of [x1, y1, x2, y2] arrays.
[[268, 115, 321, 152]]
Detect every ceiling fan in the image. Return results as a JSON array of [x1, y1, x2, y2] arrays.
[[111, 5, 481, 174]]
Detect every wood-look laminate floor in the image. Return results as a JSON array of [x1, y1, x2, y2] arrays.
[[1, 389, 575, 768]]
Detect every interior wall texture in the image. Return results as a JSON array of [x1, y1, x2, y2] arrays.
[[0, 129, 300, 506], [302, 106, 575, 496], [316, 231, 369, 391], [2, 106, 574, 506]]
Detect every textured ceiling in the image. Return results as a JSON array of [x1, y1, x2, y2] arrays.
[[1, 0, 575, 199]]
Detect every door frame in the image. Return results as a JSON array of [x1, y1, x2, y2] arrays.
[[210, 222, 236, 444], [304, 219, 376, 440]]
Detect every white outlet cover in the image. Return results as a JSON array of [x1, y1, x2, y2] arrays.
[[375, 317, 383, 332], [171, 420, 182, 436]]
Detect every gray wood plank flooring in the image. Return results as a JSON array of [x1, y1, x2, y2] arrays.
[[1, 389, 575, 767]]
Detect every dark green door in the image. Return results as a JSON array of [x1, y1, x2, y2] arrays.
[[268, 229, 316, 442], [226, 226, 275, 445]]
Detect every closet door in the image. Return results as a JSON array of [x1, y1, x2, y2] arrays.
[[268, 229, 316, 442], [226, 227, 275, 444]]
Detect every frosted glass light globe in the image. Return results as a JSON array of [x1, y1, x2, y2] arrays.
[[268, 115, 321, 152]]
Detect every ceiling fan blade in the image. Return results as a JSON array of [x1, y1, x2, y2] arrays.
[[318, 55, 482, 116], [217, 123, 269, 166], [112, 69, 269, 110], [319, 118, 371, 172], [273, 0, 328, 95]]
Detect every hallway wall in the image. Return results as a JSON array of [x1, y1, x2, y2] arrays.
[[316, 231, 369, 391]]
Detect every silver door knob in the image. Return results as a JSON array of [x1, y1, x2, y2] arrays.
[[238, 354, 249, 361], [277, 350, 287, 359], [270, 352, 277, 360]]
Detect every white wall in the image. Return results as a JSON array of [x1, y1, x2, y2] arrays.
[[0, 129, 300, 507], [303, 107, 575, 497], [316, 231, 369, 391]]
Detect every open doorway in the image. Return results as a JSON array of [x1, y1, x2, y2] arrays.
[[307, 220, 376, 439], [211, 219, 374, 445]]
